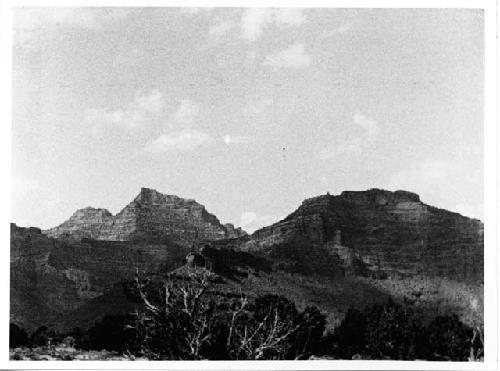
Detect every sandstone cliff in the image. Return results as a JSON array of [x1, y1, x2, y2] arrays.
[[242, 189, 483, 283], [44, 188, 246, 244], [11, 188, 484, 333], [10, 223, 190, 331]]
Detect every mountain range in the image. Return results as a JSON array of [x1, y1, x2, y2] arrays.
[[10, 187, 484, 332]]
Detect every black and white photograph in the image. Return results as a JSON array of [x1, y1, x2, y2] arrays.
[[2, 0, 497, 368]]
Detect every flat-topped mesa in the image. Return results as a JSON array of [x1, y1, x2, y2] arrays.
[[44, 188, 245, 243], [300, 189, 421, 208], [340, 188, 421, 204], [72, 207, 113, 220], [244, 188, 483, 282]]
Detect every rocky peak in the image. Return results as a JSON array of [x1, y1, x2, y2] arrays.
[[44, 188, 243, 244], [224, 223, 247, 239]]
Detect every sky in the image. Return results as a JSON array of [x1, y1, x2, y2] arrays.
[[11, 7, 484, 232]]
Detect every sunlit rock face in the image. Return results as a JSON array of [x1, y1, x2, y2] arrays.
[[243, 189, 483, 282], [45, 188, 246, 244]]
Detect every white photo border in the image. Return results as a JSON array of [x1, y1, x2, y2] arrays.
[[0, 0, 496, 369]]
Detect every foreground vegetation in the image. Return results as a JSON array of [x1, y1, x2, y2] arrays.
[[10, 269, 483, 361]]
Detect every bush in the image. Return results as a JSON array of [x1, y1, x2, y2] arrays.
[[331, 300, 479, 360], [331, 308, 367, 358], [363, 299, 428, 360], [427, 314, 475, 361], [30, 326, 60, 347], [126, 270, 326, 360], [290, 306, 326, 359], [9, 323, 30, 348], [88, 314, 135, 352]]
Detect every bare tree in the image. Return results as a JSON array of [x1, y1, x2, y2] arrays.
[[129, 267, 215, 359], [130, 268, 317, 360]]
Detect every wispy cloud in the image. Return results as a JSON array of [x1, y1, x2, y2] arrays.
[[84, 89, 164, 134], [263, 43, 311, 69], [239, 211, 280, 233], [353, 113, 378, 139], [209, 19, 235, 40], [388, 160, 448, 190], [241, 8, 306, 42], [170, 99, 199, 127], [145, 99, 213, 153], [316, 113, 379, 160], [135, 90, 164, 114], [316, 139, 364, 160], [145, 130, 213, 153], [386, 160, 483, 220], [14, 8, 131, 49], [179, 7, 216, 15], [321, 24, 351, 38], [243, 97, 274, 117], [223, 135, 250, 145]]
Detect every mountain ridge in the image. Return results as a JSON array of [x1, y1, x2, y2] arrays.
[[11, 187, 484, 333], [44, 187, 246, 243]]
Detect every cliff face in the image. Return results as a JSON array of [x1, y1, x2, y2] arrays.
[[243, 189, 483, 282], [10, 223, 190, 331], [44, 188, 246, 244], [11, 188, 484, 333]]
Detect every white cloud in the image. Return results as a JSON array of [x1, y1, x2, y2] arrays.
[[385, 160, 483, 220], [223, 135, 250, 145], [14, 8, 131, 48], [134, 90, 164, 114], [85, 108, 125, 125], [321, 25, 351, 38], [179, 7, 215, 15], [84, 89, 164, 133], [145, 130, 213, 153], [316, 113, 379, 160], [239, 211, 279, 233], [241, 8, 273, 42], [209, 20, 234, 40], [353, 113, 378, 139], [387, 160, 449, 192], [241, 8, 306, 42], [171, 99, 198, 125], [144, 99, 212, 153], [316, 139, 363, 160], [274, 8, 307, 26], [243, 97, 274, 117], [263, 43, 311, 69]]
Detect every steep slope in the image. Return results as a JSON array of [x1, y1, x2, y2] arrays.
[[11, 188, 484, 333], [44, 188, 246, 244], [10, 223, 190, 331], [241, 189, 483, 283]]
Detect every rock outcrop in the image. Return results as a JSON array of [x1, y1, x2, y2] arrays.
[[11, 188, 484, 333], [10, 223, 190, 331], [242, 189, 483, 282], [45, 188, 246, 244]]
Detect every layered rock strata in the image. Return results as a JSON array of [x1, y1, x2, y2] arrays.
[[243, 189, 483, 282], [45, 188, 246, 244]]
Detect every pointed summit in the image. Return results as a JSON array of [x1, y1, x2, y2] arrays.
[[44, 188, 246, 244]]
